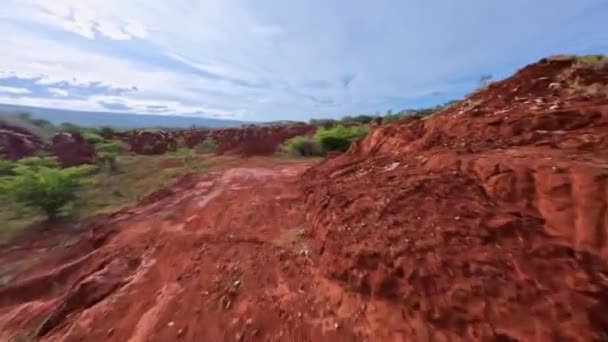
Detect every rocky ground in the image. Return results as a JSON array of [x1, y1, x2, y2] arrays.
[[1, 56, 608, 341]]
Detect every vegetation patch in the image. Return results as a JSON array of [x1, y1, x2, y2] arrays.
[[0, 157, 94, 220], [194, 137, 218, 154], [280, 136, 323, 157], [0, 150, 209, 241], [314, 125, 368, 153]]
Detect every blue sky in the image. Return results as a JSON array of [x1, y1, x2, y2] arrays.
[[0, 0, 606, 121]]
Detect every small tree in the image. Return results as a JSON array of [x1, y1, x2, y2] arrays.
[[194, 138, 218, 154], [97, 141, 123, 171], [0, 161, 93, 220], [314, 125, 368, 153], [280, 136, 323, 157], [0, 159, 15, 176], [479, 74, 494, 87], [82, 132, 105, 145], [17, 156, 60, 169]]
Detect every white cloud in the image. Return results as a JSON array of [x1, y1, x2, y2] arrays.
[[95, 20, 132, 40], [0, 86, 30, 95], [1, 0, 606, 121], [13, 0, 148, 40], [124, 21, 148, 38], [48, 88, 69, 97]]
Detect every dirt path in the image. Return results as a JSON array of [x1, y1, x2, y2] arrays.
[[0, 161, 365, 341]]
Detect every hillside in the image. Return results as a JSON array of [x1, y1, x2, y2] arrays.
[[1, 55, 608, 341], [0, 104, 244, 129], [303, 55, 608, 340]]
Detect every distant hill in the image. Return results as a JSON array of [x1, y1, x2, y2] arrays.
[[0, 103, 245, 129]]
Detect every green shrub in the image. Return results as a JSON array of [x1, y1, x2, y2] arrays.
[[314, 125, 367, 153], [59, 122, 86, 134], [99, 126, 115, 137], [82, 132, 105, 145], [17, 156, 60, 169], [0, 161, 94, 219], [97, 141, 123, 171], [97, 140, 124, 154], [194, 138, 218, 154], [0, 159, 16, 176], [280, 136, 323, 157], [341, 115, 377, 124]]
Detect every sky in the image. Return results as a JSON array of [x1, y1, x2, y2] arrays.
[[0, 0, 607, 121]]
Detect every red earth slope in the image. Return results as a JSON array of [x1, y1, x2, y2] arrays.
[[303, 56, 608, 340], [1, 57, 608, 341]]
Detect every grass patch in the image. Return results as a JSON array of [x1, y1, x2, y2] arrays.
[[76, 152, 209, 215], [573, 55, 608, 70], [0, 151, 209, 241], [553, 55, 608, 98]]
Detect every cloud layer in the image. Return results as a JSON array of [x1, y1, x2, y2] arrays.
[[1, 0, 606, 121]]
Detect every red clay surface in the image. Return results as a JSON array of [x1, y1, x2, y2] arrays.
[[0, 158, 361, 341], [304, 57, 608, 340], [1, 57, 608, 341]]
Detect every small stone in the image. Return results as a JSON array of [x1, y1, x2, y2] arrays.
[[233, 280, 242, 287], [107, 328, 114, 336], [177, 328, 184, 338], [168, 321, 175, 327], [334, 322, 340, 329], [454, 216, 461, 221]]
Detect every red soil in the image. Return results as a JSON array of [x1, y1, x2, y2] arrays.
[[0, 158, 359, 341], [1, 57, 608, 341], [303, 57, 608, 340]]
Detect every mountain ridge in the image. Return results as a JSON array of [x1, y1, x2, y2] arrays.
[[0, 103, 245, 128]]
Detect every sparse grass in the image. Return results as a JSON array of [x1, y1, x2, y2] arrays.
[[76, 152, 209, 215], [545, 54, 608, 70], [0, 152, 317, 242], [0, 151, 210, 241], [545, 54, 577, 62], [573, 54, 608, 70], [546, 55, 608, 99]]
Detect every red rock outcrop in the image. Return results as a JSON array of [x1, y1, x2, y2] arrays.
[[181, 123, 314, 156], [125, 130, 178, 155], [49, 133, 98, 167], [0, 121, 43, 160]]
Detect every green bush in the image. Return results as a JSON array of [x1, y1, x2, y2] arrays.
[[314, 125, 367, 153], [0, 161, 93, 219], [97, 141, 123, 171], [0, 159, 16, 176], [17, 156, 60, 169], [341, 115, 377, 124], [82, 132, 105, 145], [280, 136, 323, 157], [194, 138, 218, 154], [59, 122, 86, 134]]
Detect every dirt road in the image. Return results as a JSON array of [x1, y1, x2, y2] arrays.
[[0, 160, 369, 341]]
